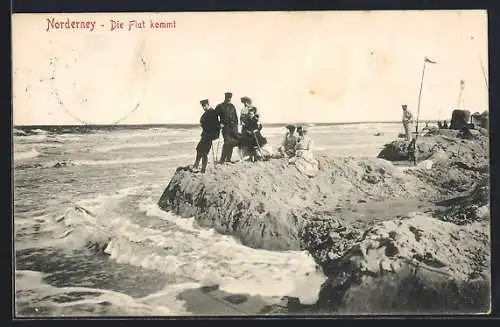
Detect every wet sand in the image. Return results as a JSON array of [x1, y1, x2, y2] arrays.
[[177, 285, 287, 315]]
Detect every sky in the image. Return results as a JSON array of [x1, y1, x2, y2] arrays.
[[12, 10, 488, 125]]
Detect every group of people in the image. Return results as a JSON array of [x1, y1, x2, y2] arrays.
[[278, 124, 318, 177], [437, 120, 449, 129], [277, 124, 314, 159], [191, 92, 317, 175], [191, 92, 268, 173]]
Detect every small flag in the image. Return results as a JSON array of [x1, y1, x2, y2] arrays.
[[424, 57, 437, 64]]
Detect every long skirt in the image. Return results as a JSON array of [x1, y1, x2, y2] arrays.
[[243, 131, 267, 148], [289, 149, 319, 177]]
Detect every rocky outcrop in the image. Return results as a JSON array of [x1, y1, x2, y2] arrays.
[[450, 109, 471, 130], [377, 131, 489, 167], [316, 215, 490, 314], [432, 176, 489, 225], [471, 111, 489, 129], [158, 133, 490, 313], [158, 156, 438, 251]]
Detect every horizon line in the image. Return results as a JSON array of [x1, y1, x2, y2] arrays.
[[13, 119, 448, 128]]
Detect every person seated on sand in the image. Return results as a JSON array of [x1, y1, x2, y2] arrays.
[[243, 108, 268, 162], [278, 124, 298, 158], [289, 126, 318, 177], [295, 126, 314, 152]]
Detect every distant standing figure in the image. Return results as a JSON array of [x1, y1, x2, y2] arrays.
[[215, 92, 240, 163], [278, 124, 298, 158], [443, 120, 449, 129], [191, 99, 220, 173], [401, 104, 414, 141]]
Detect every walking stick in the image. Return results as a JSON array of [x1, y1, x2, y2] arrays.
[[253, 131, 263, 158], [216, 136, 221, 163], [211, 141, 217, 168]]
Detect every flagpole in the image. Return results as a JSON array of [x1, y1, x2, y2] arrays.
[[457, 80, 464, 108], [479, 55, 488, 90], [415, 59, 427, 139]]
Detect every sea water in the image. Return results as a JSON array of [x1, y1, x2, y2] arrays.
[[13, 122, 404, 316]]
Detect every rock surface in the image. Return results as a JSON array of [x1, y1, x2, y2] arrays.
[[377, 130, 489, 167], [450, 109, 471, 130], [316, 215, 490, 314], [158, 131, 490, 313], [471, 111, 489, 130], [159, 156, 438, 251]]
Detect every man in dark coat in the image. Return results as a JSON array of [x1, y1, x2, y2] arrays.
[[192, 99, 220, 173], [215, 92, 239, 163]]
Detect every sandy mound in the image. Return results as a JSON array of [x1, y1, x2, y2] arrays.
[[316, 215, 490, 314], [377, 131, 488, 165], [159, 155, 438, 251], [432, 176, 489, 225], [158, 132, 490, 313]]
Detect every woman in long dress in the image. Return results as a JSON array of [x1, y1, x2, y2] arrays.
[[289, 126, 318, 177], [243, 109, 267, 161], [239, 97, 258, 161]]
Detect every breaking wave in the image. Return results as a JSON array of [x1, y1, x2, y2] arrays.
[[15, 270, 189, 316], [20, 187, 325, 305], [74, 155, 192, 166], [14, 148, 41, 161], [15, 155, 193, 170], [103, 197, 327, 302], [94, 140, 197, 153]]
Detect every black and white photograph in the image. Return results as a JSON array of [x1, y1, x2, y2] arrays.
[[12, 10, 490, 316]]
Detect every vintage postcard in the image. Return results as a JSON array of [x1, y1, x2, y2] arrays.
[[12, 10, 490, 317]]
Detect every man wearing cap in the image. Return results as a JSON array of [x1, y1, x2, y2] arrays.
[[278, 124, 298, 158], [191, 99, 220, 173], [215, 92, 239, 163], [401, 104, 414, 141]]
